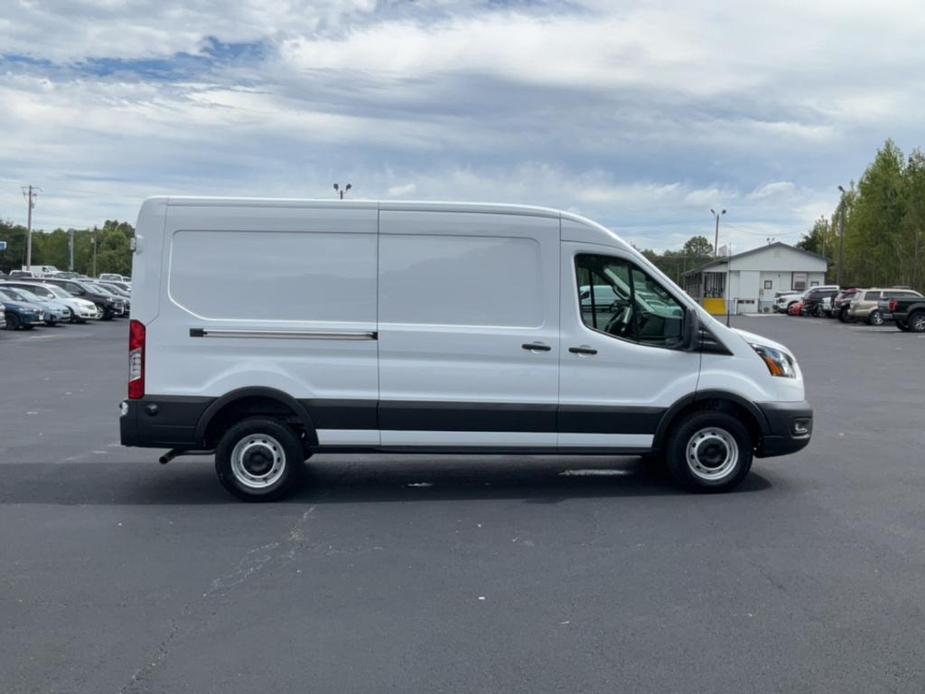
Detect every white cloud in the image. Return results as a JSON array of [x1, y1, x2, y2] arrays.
[[1, 0, 924, 252], [387, 183, 417, 197]]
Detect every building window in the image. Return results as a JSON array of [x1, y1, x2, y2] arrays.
[[792, 272, 807, 291], [763, 280, 773, 290]]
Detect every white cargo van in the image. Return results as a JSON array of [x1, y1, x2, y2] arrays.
[[121, 197, 812, 501]]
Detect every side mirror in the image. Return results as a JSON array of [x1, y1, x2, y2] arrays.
[[683, 308, 700, 351]]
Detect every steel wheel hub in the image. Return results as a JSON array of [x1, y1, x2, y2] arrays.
[[230, 434, 286, 489], [686, 428, 739, 481]]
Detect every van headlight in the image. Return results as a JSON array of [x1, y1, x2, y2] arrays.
[[750, 343, 796, 378]]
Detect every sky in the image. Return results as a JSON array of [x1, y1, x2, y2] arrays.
[[1, 0, 924, 252]]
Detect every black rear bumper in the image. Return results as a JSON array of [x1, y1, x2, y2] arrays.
[[755, 400, 813, 458], [120, 397, 211, 449]]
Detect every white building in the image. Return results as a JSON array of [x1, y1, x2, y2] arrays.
[[683, 242, 828, 313]]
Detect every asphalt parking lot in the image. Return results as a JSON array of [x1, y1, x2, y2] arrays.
[[1, 316, 924, 693]]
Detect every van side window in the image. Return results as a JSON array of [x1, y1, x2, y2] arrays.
[[575, 255, 685, 347]]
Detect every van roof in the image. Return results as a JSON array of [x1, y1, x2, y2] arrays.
[[149, 196, 589, 223]]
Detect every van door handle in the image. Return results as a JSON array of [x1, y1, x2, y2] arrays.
[[522, 342, 552, 352], [569, 346, 598, 356]]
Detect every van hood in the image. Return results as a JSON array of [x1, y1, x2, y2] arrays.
[[730, 327, 792, 355]]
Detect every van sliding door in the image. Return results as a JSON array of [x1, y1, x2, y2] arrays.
[[377, 210, 560, 447]]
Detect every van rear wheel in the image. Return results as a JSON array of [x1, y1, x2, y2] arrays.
[[665, 412, 753, 492], [215, 417, 304, 502]]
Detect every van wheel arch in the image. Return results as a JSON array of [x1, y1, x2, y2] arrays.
[[196, 387, 318, 451], [653, 392, 766, 453]]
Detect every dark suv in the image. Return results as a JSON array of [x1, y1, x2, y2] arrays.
[[41, 278, 120, 320], [832, 288, 859, 322], [802, 287, 840, 318]]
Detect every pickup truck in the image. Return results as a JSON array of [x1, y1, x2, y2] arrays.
[[889, 296, 925, 332]]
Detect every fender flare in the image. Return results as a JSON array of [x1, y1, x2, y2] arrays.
[[652, 389, 770, 450], [194, 386, 319, 446]]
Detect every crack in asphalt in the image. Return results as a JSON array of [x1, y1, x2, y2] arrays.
[[117, 506, 316, 694]]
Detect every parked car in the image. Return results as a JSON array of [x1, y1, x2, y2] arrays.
[[42, 278, 120, 320], [832, 288, 860, 322], [83, 282, 129, 315], [121, 196, 813, 501], [774, 285, 838, 314], [99, 273, 131, 283], [788, 300, 804, 316], [1, 281, 99, 323], [774, 291, 804, 313], [99, 280, 132, 294], [0, 287, 69, 325], [0, 291, 45, 329], [888, 294, 925, 332], [802, 286, 840, 318], [847, 288, 923, 325], [8, 270, 35, 279], [97, 281, 132, 302]]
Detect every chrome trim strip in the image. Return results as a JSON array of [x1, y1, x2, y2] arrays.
[[189, 328, 376, 340]]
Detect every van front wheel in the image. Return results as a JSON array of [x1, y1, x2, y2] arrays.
[[215, 418, 304, 502], [665, 412, 753, 492]]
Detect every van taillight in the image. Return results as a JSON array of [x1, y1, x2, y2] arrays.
[[889, 299, 898, 312], [128, 319, 145, 400]]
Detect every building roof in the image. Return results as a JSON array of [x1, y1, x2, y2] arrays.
[[682, 242, 828, 276]]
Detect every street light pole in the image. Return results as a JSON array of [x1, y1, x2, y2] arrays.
[[837, 185, 847, 287], [21, 185, 40, 269], [710, 208, 726, 257]]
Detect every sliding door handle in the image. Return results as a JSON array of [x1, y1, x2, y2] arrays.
[[569, 346, 598, 356], [522, 342, 552, 352]]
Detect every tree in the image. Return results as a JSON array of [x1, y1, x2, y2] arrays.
[[682, 235, 713, 257]]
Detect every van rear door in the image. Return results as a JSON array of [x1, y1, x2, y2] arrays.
[[377, 210, 560, 447]]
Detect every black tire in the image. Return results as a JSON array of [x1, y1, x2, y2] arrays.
[[908, 311, 925, 333], [867, 310, 884, 326], [214, 417, 304, 502], [896, 320, 910, 332], [838, 306, 853, 323], [6, 313, 20, 330], [813, 304, 824, 318], [100, 305, 114, 321], [665, 411, 753, 492]]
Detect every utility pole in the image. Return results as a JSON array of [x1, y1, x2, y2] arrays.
[[91, 230, 98, 277], [726, 242, 733, 327], [710, 208, 726, 257], [837, 185, 847, 287], [333, 183, 352, 200], [21, 185, 40, 269]]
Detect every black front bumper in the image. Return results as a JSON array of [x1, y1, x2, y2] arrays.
[[755, 400, 813, 458]]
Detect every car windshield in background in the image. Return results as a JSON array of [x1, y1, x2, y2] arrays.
[[44, 285, 74, 299], [0, 289, 30, 302]]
